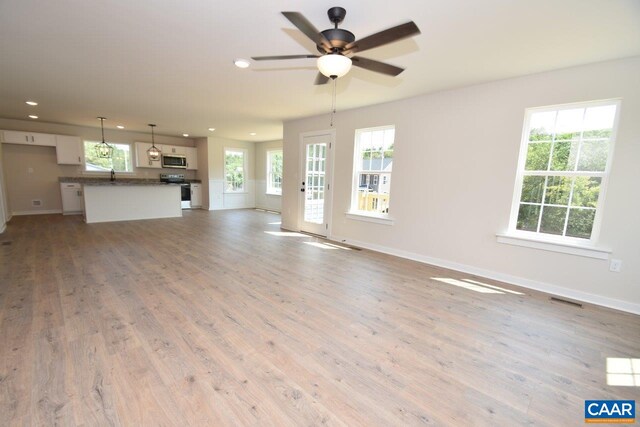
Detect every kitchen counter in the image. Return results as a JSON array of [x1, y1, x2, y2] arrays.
[[59, 176, 201, 185]]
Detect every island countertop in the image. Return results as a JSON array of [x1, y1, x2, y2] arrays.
[[58, 176, 201, 186]]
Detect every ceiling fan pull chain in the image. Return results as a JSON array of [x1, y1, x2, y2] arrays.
[[330, 77, 337, 127]]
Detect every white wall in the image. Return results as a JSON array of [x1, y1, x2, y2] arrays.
[[282, 56, 640, 313], [0, 143, 8, 232], [205, 136, 256, 210], [255, 140, 283, 212]]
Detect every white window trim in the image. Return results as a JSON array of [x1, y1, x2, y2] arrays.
[[503, 98, 621, 250], [350, 124, 395, 221], [346, 211, 394, 225], [82, 140, 135, 175], [223, 147, 248, 194], [266, 149, 283, 196]]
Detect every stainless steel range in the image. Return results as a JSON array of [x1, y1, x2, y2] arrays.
[[160, 173, 191, 209]]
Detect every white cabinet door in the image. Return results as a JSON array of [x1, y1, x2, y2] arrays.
[[186, 147, 198, 170], [135, 142, 162, 168], [56, 135, 83, 164], [2, 130, 56, 146], [60, 183, 83, 214], [190, 183, 202, 208], [164, 145, 186, 155]]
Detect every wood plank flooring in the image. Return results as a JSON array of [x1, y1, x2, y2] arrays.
[[1, 209, 638, 426]]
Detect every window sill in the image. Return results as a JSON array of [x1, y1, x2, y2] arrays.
[[346, 211, 394, 225], [496, 233, 611, 260], [224, 191, 248, 195], [265, 192, 282, 196]]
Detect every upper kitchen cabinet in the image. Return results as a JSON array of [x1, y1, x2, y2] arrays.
[[162, 145, 186, 155], [135, 142, 162, 168], [185, 147, 198, 170], [1, 130, 56, 146], [56, 135, 83, 165]]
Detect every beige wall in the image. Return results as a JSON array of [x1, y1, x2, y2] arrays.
[[255, 140, 283, 212], [282, 56, 640, 313], [0, 118, 198, 215]]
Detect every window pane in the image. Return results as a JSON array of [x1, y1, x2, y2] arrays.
[[84, 141, 132, 172], [571, 177, 601, 208], [583, 105, 616, 135], [516, 204, 540, 232], [520, 176, 545, 203], [528, 111, 555, 141], [566, 208, 596, 239], [555, 108, 584, 140], [540, 206, 567, 235], [550, 140, 578, 171], [225, 150, 244, 192], [525, 142, 551, 171], [544, 176, 571, 205], [578, 140, 608, 171]]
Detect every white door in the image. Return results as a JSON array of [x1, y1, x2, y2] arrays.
[[299, 131, 333, 236]]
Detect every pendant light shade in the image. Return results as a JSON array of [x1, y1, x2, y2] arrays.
[[317, 54, 352, 78], [96, 117, 114, 158], [147, 124, 161, 160]]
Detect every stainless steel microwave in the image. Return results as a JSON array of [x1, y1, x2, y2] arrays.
[[161, 154, 187, 169]]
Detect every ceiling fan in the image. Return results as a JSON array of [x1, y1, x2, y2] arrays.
[[252, 7, 421, 85]]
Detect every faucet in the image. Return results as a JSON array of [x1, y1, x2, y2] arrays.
[[110, 169, 116, 182]]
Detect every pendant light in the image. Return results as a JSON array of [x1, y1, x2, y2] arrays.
[[147, 124, 161, 160], [96, 117, 114, 158]]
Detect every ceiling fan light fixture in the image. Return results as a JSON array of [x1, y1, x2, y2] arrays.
[[317, 54, 352, 78]]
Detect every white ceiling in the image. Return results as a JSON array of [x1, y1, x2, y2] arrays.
[[0, 0, 639, 141]]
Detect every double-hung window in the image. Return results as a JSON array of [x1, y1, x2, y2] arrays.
[[224, 148, 246, 192], [508, 100, 619, 244], [266, 150, 283, 195], [350, 126, 395, 218], [83, 141, 133, 173]]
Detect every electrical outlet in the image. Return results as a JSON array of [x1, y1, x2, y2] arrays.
[[609, 259, 622, 273]]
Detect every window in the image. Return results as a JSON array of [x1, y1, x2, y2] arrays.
[[224, 149, 246, 192], [84, 141, 133, 173], [508, 100, 619, 243], [266, 150, 283, 195], [351, 126, 395, 216]]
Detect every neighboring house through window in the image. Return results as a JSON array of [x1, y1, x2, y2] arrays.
[[224, 148, 246, 192], [83, 141, 133, 172], [507, 99, 619, 243], [351, 125, 395, 216], [266, 149, 283, 195]]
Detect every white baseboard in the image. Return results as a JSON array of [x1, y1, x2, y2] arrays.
[[280, 222, 297, 232], [12, 209, 62, 216], [331, 234, 640, 315]]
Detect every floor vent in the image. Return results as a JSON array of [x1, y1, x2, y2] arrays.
[[550, 297, 583, 308], [1, 241, 12, 246]]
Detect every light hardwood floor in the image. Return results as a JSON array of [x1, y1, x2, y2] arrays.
[[1, 209, 638, 426]]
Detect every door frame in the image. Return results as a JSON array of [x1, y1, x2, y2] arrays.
[[298, 129, 336, 237]]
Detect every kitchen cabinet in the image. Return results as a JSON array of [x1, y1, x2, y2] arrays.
[[190, 183, 202, 208], [162, 145, 186, 155], [185, 147, 198, 170], [56, 135, 83, 165], [135, 142, 162, 168], [60, 183, 83, 214], [2, 130, 56, 146]]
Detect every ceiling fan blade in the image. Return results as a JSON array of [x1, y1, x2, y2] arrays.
[[282, 11, 332, 52], [351, 56, 405, 76], [252, 54, 318, 61], [314, 72, 330, 85], [344, 21, 420, 54]]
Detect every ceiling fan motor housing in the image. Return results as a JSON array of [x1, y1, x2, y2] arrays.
[[317, 28, 355, 52]]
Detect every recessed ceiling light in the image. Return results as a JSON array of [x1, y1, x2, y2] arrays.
[[249, 132, 257, 136], [208, 128, 216, 132], [25, 101, 38, 106], [234, 58, 250, 69], [116, 125, 124, 129], [28, 115, 38, 119], [183, 133, 189, 137]]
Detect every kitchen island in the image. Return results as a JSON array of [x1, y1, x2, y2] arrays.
[[59, 177, 183, 224]]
